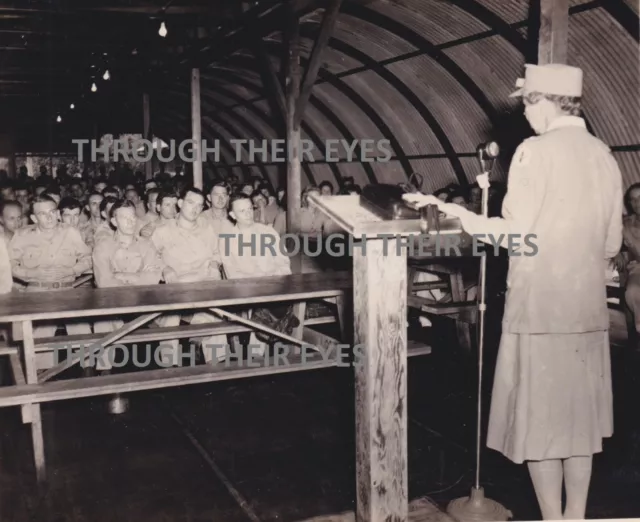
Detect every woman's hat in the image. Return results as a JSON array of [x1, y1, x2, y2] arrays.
[[510, 63, 583, 98]]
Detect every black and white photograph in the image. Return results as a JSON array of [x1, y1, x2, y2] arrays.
[[0, 0, 638, 521]]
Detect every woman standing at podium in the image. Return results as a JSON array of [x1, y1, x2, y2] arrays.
[[404, 63, 623, 520]]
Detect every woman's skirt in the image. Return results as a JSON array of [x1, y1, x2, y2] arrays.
[[486, 330, 613, 464]]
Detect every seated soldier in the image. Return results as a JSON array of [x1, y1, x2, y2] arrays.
[[1, 183, 15, 202], [140, 189, 178, 237], [135, 188, 160, 234], [80, 192, 104, 247], [151, 187, 228, 366], [94, 196, 118, 245], [0, 236, 11, 295], [0, 200, 23, 245], [125, 187, 147, 219], [617, 183, 640, 347], [200, 182, 232, 237], [14, 184, 31, 227], [92, 200, 164, 371], [9, 195, 93, 370], [251, 190, 270, 225], [59, 196, 92, 246], [221, 193, 291, 279], [221, 193, 292, 357]]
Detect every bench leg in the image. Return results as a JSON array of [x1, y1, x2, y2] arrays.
[[291, 301, 307, 355], [21, 320, 46, 482]]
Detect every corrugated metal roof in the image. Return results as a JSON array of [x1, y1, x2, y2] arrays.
[[151, 0, 639, 192]]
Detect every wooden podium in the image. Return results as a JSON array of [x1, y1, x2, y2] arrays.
[[308, 194, 459, 521]]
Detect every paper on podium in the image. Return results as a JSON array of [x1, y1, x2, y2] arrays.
[[308, 194, 462, 238]]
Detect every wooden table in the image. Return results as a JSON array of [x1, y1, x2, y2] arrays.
[[0, 272, 351, 482]]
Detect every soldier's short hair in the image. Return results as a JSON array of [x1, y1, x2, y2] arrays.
[[109, 199, 137, 220], [210, 181, 230, 194], [229, 192, 252, 210], [99, 195, 118, 216], [180, 186, 205, 202], [0, 200, 22, 215], [30, 194, 57, 213], [145, 188, 160, 202], [250, 190, 266, 201], [524, 91, 582, 116], [624, 182, 640, 214], [59, 197, 82, 213], [156, 190, 179, 207]]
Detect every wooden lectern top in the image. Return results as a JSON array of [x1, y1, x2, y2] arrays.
[[308, 194, 462, 238]]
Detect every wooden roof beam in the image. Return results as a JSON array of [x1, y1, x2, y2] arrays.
[[538, 0, 569, 64], [294, 0, 342, 128]]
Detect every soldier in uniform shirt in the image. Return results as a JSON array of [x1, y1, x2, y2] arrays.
[[59, 197, 93, 246], [92, 200, 164, 371], [140, 190, 178, 237], [405, 64, 622, 521], [200, 182, 232, 237], [9, 195, 93, 370], [136, 188, 160, 229], [125, 187, 147, 219], [151, 187, 228, 366], [0, 236, 11, 295], [220, 193, 292, 358], [221, 193, 291, 279], [0, 200, 24, 245], [81, 192, 104, 246], [93, 196, 118, 245], [1, 184, 15, 201]]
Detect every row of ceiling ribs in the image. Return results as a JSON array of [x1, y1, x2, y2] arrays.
[[1, 0, 638, 190]]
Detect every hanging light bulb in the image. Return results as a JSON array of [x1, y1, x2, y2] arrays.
[[103, 69, 110, 80], [56, 115, 61, 123], [70, 103, 75, 109], [91, 82, 97, 92], [159, 21, 167, 37]]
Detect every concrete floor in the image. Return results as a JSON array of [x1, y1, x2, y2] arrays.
[[0, 306, 639, 521]]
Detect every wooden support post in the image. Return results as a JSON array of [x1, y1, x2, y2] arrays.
[[354, 239, 408, 521], [538, 0, 569, 64], [191, 68, 203, 190], [294, 0, 343, 128], [143, 93, 153, 180], [286, 10, 302, 273]]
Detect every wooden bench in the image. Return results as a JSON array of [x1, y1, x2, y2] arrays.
[[0, 272, 354, 481], [0, 270, 431, 482]]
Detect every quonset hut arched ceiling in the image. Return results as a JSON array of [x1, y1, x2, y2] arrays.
[[1, 0, 639, 193]]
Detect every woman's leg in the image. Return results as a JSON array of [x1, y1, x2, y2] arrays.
[[527, 459, 563, 520], [563, 456, 592, 520]]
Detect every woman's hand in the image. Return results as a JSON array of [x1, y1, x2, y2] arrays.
[[402, 193, 465, 217]]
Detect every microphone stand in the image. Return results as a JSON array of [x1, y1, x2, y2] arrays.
[[446, 149, 512, 522]]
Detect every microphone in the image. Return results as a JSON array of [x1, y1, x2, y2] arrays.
[[476, 141, 500, 172]]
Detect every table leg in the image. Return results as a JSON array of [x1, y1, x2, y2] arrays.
[[21, 320, 46, 482], [353, 240, 408, 521]]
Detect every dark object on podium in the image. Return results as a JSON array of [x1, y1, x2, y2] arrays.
[[360, 184, 421, 220]]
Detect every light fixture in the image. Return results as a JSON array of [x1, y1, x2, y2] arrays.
[[91, 82, 97, 92], [158, 21, 167, 37], [70, 103, 75, 109], [103, 69, 110, 80], [56, 115, 61, 123]]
